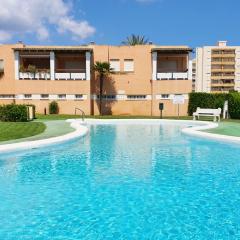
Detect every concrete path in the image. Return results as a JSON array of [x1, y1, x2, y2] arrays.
[[203, 122, 240, 137]]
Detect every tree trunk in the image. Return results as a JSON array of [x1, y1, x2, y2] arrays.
[[99, 74, 103, 115]]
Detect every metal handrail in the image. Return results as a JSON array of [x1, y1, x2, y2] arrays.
[[75, 107, 85, 122]]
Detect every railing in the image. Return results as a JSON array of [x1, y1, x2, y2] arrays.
[[19, 71, 50, 80], [55, 72, 86, 80], [75, 107, 85, 122], [157, 72, 188, 80]]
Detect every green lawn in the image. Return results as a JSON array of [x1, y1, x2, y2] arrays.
[[0, 122, 46, 142], [36, 114, 193, 120]]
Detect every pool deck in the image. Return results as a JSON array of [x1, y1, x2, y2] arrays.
[[203, 121, 240, 137], [0, 120, 75, 145]]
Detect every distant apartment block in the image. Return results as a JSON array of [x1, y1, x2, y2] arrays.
[[195, 41, 240, 93], [0, 43, 193, 116], [192, 59, 196, 92]]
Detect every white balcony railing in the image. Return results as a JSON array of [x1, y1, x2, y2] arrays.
[[157, 72, 188, 80], [19, 72, 50, 80], [55, 72, 86, 80]]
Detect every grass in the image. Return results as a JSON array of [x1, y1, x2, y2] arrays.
[[36, 114, 193, 120], [0, 122, 46, 142]]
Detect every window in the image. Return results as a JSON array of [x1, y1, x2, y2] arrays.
[[0, 59, 4, 73], [97, 95, 116, 100], [124, 59, 134, 72], [58, 94, 66, 100], [41, 94, 49, 99], [24, 94, 32, 99], [127, 95, 146, 100], [110, 59, 120, 72], [161, 94, 170, 99], [75, 94, 83, 100], [0, 94, 15, 99]]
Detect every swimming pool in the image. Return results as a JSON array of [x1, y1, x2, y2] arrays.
[[0, 122, 240, 239]]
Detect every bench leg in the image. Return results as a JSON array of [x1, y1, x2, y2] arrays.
[[214, 116, 216, 122]]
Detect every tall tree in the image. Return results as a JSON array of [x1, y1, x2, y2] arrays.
[[94, 62, 113, 115], [122, 34, 149, 46]]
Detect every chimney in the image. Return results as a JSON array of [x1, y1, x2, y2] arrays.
[[217, 41, 227, 47]]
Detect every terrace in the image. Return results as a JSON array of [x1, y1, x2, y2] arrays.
[[152, 47, 192, 80], [14, 47, 92, 81]]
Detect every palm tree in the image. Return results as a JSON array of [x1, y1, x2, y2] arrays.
[[122, 34, 149, 46], [94, 61, 113, 115]]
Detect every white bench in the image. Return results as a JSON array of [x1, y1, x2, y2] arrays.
[[193, 107, 221, 122]]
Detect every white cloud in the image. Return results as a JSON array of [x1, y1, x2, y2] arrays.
[[0, 0, 95, 42]]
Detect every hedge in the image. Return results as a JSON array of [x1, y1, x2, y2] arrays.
[[188, 92, 240, 119], [0, 104, 28, 122], [228, 92, 240, 119]]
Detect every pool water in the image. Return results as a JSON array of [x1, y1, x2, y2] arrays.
[[0, 123, 240, 239]]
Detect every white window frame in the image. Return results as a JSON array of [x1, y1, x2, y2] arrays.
[[124, 59, 134, 72], [40, 94, 49, 100], [110, 59, 120, 72], [127, 95, 147, 100], [24, 94, 32, 99], [58, 94, 66, 100], [75, 94, 84, 100]]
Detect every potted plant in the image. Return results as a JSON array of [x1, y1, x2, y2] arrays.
[[27, 65, 37, 79]]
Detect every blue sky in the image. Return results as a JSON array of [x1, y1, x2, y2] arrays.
[[0, 0, 239, 48]]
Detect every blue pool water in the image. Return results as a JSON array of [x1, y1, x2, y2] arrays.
[[1, 122, 240, 239]]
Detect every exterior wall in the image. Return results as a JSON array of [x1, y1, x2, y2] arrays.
[[15, 99, 90, 115], [152, 80, 191, 116], [0, 43, 192, 116]]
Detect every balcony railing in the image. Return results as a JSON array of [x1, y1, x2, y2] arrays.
[[55, 69, 86, 80], [19, 71, 50, 80], [157, 72, 188, 80]]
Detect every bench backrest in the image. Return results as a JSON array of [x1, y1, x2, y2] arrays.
[[196, 107, 221, 115]]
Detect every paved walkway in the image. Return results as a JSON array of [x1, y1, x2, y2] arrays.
[[203, 121, 240, 137], [0, 120, 75, 145]]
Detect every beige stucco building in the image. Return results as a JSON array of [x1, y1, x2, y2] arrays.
[[0, 42, 192, 116], [195, 41, 240, 93]]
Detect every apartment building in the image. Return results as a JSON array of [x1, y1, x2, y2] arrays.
[[195, 41, 240, 93], [192, 59, 196, 92], [0, 42, 192, 116]]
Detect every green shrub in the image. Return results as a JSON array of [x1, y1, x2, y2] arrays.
[[0, 104, 28, 122], [188, 92, 240, 119], [228, 92, 240, 119], [49, 101, 59, 114], [188, 92, 228, 116]]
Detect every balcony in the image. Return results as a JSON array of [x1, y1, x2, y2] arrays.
[[157, 72, 188, 80], [15, 48, 91, 81], [153, 49, 191, 80], [55, 53, 87, 80]]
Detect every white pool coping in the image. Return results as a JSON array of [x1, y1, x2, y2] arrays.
[[0, 118, 239, 153], [0, 120, 88, 153]]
